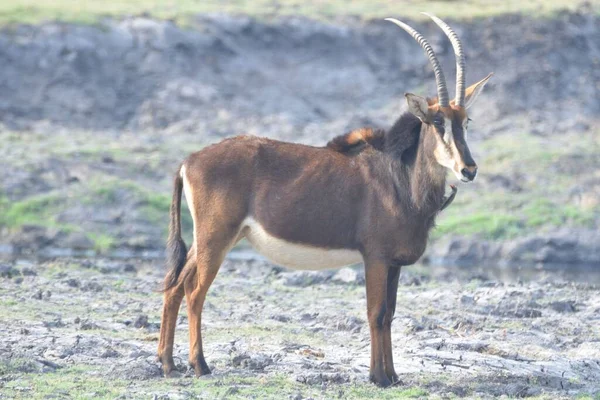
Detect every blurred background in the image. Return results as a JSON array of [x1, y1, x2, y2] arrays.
[[1, 2, 600, 399], [0, 0, 598, 266]]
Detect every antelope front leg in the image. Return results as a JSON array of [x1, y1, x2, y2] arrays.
[[383, 266, 401, 383], [364, 258, 392, 387]]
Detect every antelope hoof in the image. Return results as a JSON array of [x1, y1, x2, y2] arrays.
[[190, 359, 211, 377], [370, 372, 393, 388], [388, 372, 400, 384], [157, 354, 177, 378], [165, 369, 182, 378]]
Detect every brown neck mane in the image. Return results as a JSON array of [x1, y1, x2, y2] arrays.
[[328, 112, 446, 220]]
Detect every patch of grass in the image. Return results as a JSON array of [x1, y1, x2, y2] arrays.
[[0, 363, 433, 400], [180, 374, 431, 400], [137, 187, 193, 240], [0, 357, 41, 375], [575, 394, 600, 400], [436, 211, 523, 240], [0, 0, 593, 26], [87, 232, 115, 252], [434, 129, 599, 240], [0, 192, 70, 230], [2, 365, 126, 399], [91, 186, 120, 205], [522, 199, 596, 229]]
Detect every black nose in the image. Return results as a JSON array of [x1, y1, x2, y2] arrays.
[[461, 166, 478, 181]]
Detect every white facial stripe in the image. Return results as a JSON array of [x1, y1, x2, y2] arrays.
[[434, 117, 467, 180], [443, 117, 452, 144]]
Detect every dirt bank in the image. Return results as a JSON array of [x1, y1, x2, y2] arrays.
[[0, 12, 598, 264]]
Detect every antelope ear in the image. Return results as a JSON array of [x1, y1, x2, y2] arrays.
[[464, 72, 493, 109], [405, 93, 429, 122]]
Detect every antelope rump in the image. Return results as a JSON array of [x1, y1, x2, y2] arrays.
[[157, 13, 492, 387]]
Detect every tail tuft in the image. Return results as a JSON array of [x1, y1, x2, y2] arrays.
[[162, 168, 188, 291], [163, 235, 187, 291]]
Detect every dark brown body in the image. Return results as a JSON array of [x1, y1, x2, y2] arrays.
[[184, 133, 442, 261], [156, 13, 492, 386], [158, 112, 451, 387]]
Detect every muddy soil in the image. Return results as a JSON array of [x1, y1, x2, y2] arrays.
[[0, 255, 598, 399]]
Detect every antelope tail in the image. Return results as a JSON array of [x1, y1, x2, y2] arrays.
[[163, 167, 188, 291]]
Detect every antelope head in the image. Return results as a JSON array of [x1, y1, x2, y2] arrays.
[[386, 14, 493, 182]]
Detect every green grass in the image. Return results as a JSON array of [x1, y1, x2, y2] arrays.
[[87, 232, 116, 252], [0, 365, 433, 400], [0, 357, 41, 375], [0, 0, 593, 25], [436, 211, 523, 240], [576, 394, 600, 400], [522, 199, 595, 229], [1, 365, 125, 399], [434, 129, 599, 240], [0, 192, 72, 230]]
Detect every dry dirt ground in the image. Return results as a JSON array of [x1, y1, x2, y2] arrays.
[[0, 255, 599, 399]]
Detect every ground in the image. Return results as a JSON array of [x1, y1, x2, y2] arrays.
[[0, 256, 599, 399], [0, 2, 599, 399]]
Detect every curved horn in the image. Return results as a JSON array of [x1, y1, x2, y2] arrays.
[[422, 13, 466, 107], [385, 18, 449, 107]]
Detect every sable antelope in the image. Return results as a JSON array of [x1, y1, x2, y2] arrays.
[[157, 14, 492, 387]]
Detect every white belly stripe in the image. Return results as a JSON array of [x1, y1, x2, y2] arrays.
[[243, 217, 362, 270]]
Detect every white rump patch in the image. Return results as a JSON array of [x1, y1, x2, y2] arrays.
[[180, 165, 196, 243], [242, 218, 362, 270]]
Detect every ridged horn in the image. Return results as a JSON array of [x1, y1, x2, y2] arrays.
[[385, 18, 450, 107], [422, 13, 466, 107]]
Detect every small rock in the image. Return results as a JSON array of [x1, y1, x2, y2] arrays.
[[64, 278, 80, 288], [80, 320, 101, 330], [232, 353, 273, 371], [81, 281, 103, 292], [300, 313, 318, 322], [108, 359, 162, 380], [63, 232, 95, 250], [460, 295, 476, 305], [44, 317, 65, 328], [123, 263, 137, 273], [11, 225, 55, 250], [32, 289, 50, 300], [128, 350, 153, 358], [333, 316, 363, 332], [13, 277, 23, 284], [100, 348, 121, 358], [270, 314, 291, 323], [332, 267, 365, 284], [549, 300, 578, 313], [0, 264, 20, 278], [20, 268, 37, 276], [134, 315, 150, 329], [296, 372, 349, 385]]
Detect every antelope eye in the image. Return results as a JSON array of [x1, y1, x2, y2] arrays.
[[432, 118, 445, 134]]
